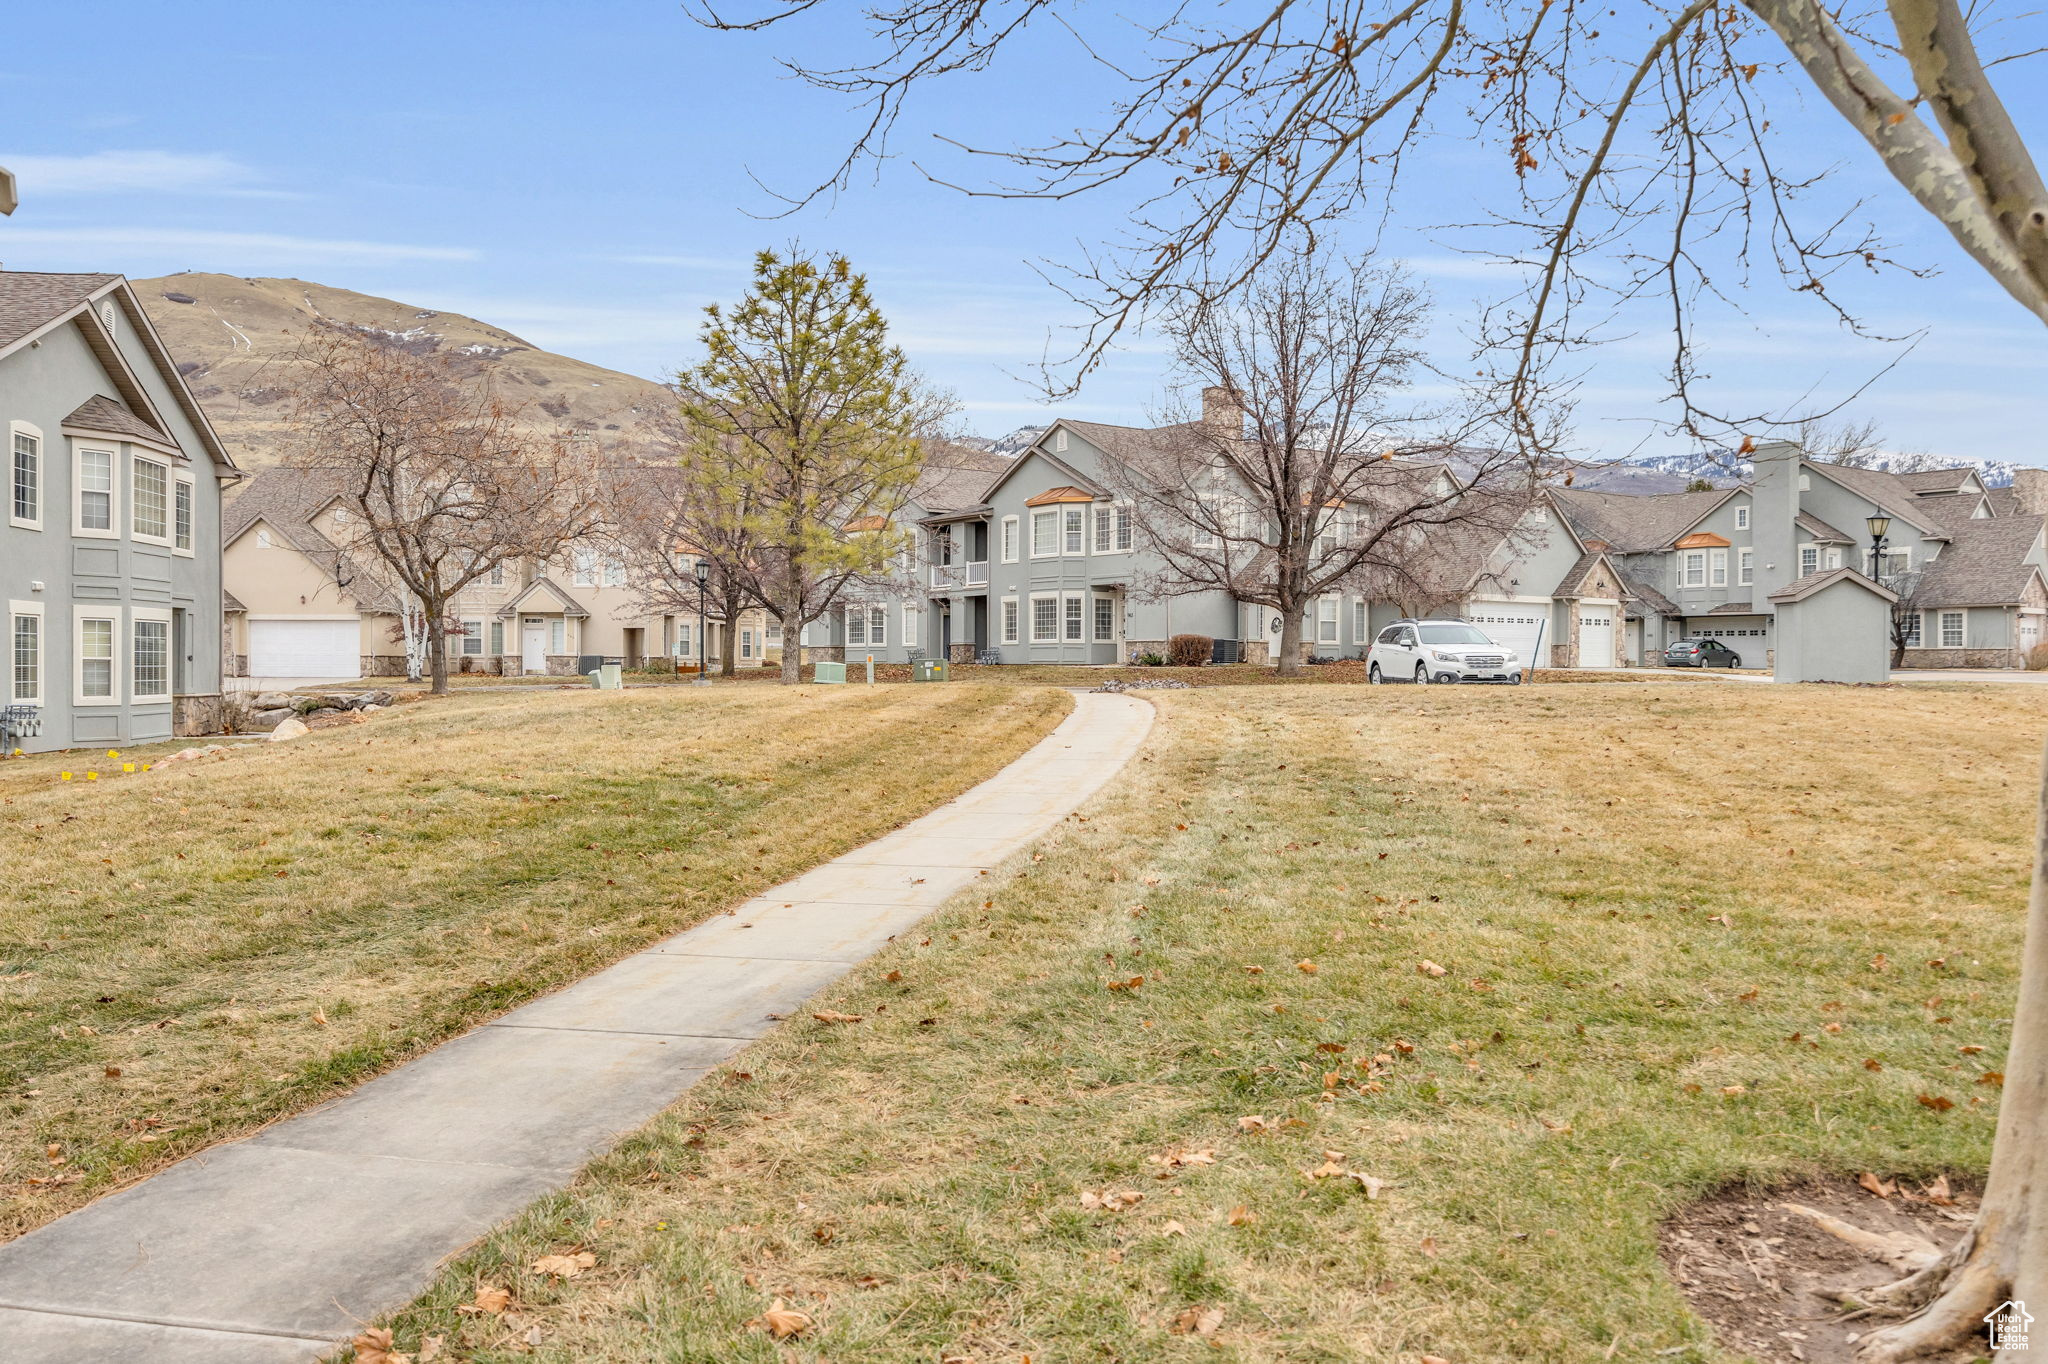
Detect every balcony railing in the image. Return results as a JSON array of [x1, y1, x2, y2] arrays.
[[929, 561, 989, 590]]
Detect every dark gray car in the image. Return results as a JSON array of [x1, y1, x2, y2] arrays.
[[1663, 638, 1743, 668]]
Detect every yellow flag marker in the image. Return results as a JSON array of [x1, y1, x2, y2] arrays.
[[60, 772, 72, 781], [107, 750, 119, 760], [122, 763, 135, 773], [87, 771, 99, 781]]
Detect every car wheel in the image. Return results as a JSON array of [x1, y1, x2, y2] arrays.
[[1727, 655, 1742, 669], [1414, 663, 1430, 685], [1507, 671, 1524, 685], [1368, 662, 1383, 685]]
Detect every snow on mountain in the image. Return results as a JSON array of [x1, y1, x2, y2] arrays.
[[1617, 449, 2026, 489], [956, 425, 1047, 458]]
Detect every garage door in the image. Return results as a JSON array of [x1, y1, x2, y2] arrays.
[[1578, 606, 1616, 669], [248, 619, 360, 678], [1462, 601, 1549, 666]]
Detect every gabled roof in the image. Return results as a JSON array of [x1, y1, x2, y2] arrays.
[[62, 394, 175, 452], [496, 576, 590, 618], [222, 468, 397, 610], [0, 271, 119, 350], [1552, 549, 1622, 598], [1896, 467, 1983, 494], [910, 442, 1007, 515], [1024, 485, 1095, 506], [1806, 461, 1945, 538], [1550, 487, 1736, 553], [976, 438, 1107, 504], [1620, 570, 1680, 619], [1767, 566, 1898, 605], [844, 515, 890, 532], [1912, 513, 2048, 608], [1673, 531, 1729, 549]]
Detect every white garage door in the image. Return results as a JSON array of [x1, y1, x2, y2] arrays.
[[1578, 605, 1616, 669], [1462, 601, 1549, 666], [248, 620, 360, 679]]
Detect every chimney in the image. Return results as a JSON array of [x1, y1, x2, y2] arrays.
[[2012, 467, 2048, 516], [1202, 385, 1244, 440], [1749, 440, 1803, 606]]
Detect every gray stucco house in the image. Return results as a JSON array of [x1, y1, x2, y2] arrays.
[[2, 272, 240, 752]]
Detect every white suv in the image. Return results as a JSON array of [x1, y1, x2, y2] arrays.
[[1367, 619, 1524, 684]]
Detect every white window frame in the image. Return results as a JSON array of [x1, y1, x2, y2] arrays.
[[1192, 498, 1220, 550], [903, 602, 920, 648], [1825, 547, 1844, 570], [488, 619, 505, 656], [846, 606, 867, 648], [9, 421, 42, 531], [131, 606, 172, 701], [1091, 501, 1134, 554], [1316, 595, 1340, 645], [741, 628, 756, 660], [131, 454, 172, 546], [1682, 551, 1706, 587], [868, 604, 887, 648], [1029, 592, 1059, 643], [548, 618, 567, 654], [9, 600, 44, 704], [1052, 428, 1068, 453], [172, 472, 195, 555], [1734, 505, 1750, 531], [1798, 544, 1819, 578], [571, 548, 598, 588], [1001, 596, 1020, 645], [1030, 508, 1059, 558], [1062, 505, 1085, 556], [1091, 594, 1115, 643], [1902, 612, 1922, 647], [1000, 515, 1020, 563], [1940, 610, 1965, 649], [1879, 547, 1912, 578], [603, 557, 626, 588], [1062, 591, 1085, 642], [1738, 548, 1754, 587], [1709, 548, 1728, 588], [459, 617, 485, 656], [1353, 598, 1369, 643], [74, 605, 122, 707], [74, 445, 118, 539]]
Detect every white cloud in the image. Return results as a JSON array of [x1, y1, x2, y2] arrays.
[[610, 253, 741, 270], [0, 150, 258, 195], [0, 226, 478, 264]]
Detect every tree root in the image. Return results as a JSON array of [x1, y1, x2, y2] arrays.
[[1779, 1202, 1942, 1275], [1854, 1253, 2007, 1364]]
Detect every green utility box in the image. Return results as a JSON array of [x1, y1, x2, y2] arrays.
[[814, 661, 847, 684], [911, 658, 951, 683]]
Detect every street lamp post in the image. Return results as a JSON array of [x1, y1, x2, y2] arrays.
[[1865, 514, 1892, 581], [693, 559, 712, 686]]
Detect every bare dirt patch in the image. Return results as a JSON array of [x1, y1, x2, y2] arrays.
[[1662, 1176, 1983, 1364]]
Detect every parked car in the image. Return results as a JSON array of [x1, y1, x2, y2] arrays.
[[1663, 638, 1744, 668], [1367, 619, 1524, 684]]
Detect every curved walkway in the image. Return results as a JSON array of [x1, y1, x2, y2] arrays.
[[0, 691, 1155, 1363]]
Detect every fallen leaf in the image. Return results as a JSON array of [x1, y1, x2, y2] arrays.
[[1161, 1218, 1188, 1236], [1416, 960, 1448, 978], [1420, 1235, 1440, 1257], [1296, 960, 1318, 975], [1858, 1171, 1896, 1199], [749, 1299, 812, 1340], [530, 1251, 597, 1279], [416, 1337, 444, 1364], [1227, 1204, 1256, 1226], [1104, 976, 1144, 991], [1237, 1115, 1270, 1134], [1720, 1085, 1747, 1097], [1864, 1058, 1884, 1072], [1241, 964, 1265, 974], [811, 1011, 864, 1024], [1171, 1305, 1225, 1337], [312, 1007, 329, 1027], [468, 1285, 512, 1314], [1918, 1094, 1956, 1112], [1979, 1071, 2005, 1087], [351, 1328, 409, 1364], [1079, 1188, 1145, 1212], [1923, 1175, 1956, 1205]]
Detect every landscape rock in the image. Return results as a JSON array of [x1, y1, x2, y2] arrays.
[[1093, 678, 1194, 692], [269, 718, 310, 742], [245, 707, 292, 730], [252, 691, 291, 711]]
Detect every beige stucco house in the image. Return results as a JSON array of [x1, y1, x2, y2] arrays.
[[221, 468, 771, 679]]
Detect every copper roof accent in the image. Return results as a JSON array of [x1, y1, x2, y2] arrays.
[[844, 515, 889, 532], [1024, 485, 1095, 506], [1673, 531, 1730, 549]]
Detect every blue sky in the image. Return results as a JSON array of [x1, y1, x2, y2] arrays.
[[3, 0, 2044, 464]]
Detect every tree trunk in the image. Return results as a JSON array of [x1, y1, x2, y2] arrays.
[[1275, 604, 1304, 677], [428, 622, 450, 696], [780, 614, 802, 684], [1855, 737, 2048, 1361], [721, 611, 738, 677]]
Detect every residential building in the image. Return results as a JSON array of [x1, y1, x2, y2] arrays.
[[221, 467, 772, 680], [2, 271, 241, 752]]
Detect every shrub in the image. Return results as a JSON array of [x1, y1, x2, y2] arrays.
[[1132, 651, 1167, 667], [2027, 642, 2048, 671], [1167, 633, 1213, 667]]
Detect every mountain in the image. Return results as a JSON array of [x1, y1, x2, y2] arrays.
[[956, 425, 1048, 458], [134, 274, 678, 467], [1611, 449, 2025, 490]]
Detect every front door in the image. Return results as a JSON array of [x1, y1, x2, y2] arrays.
[[522, 621, 547, 672], [1264, 608, 1285, 666]]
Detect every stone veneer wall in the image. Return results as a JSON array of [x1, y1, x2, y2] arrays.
[[173, 694, 228, 738], [1897, 646, 2022, 670]]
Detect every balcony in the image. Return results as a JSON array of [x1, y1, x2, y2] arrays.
[[929, 561, 989, 591]]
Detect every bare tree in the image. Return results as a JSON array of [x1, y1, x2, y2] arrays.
[[1885, 568, 1925, 667], [284, 327, 602, 694], [695, 7, 2048, 1349], [1102, 253, 1539, 676], [603, 457, 763, 677]]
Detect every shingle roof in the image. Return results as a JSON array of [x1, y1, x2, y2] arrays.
[[1551, 550, 1614, 598], [1896, 467, 1981, 493], [1550, 487, 1734, 553], [1911, 513, 2047, 608], [1767, 566, 1897, 604], [1620, 570, 1680, 619], [0, 271, 119, 350], [1704, 601, 1758, 615], [63, 393, 171, 447], [1806, 461, 1946, 537], [222, 468, 399, 610], [911, 441, 1009, 514], [1795, 511, 1855, 544], [1987, 488, 2022, 516], [222, 588, 248, 613]]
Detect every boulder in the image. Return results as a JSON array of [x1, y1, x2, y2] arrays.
[[358, 703, 382, 713], [269, 718, 310, 742], [252, 691, 291, 711], [355, 690, 396, 709], [245, 707, 292, 730]]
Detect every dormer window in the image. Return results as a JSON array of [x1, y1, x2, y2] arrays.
[[1734, 506, 1749, 530]]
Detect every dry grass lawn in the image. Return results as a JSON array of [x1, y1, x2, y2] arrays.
[[374, 682, 2041, 1363], [0, 684, 1069, 1239]]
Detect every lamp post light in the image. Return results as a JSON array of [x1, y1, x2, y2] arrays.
[[693, 558, 712, 686], [1865, 514, 1893, 581]]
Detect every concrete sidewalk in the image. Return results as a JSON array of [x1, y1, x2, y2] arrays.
[[0, 692, 1154, 1363]]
